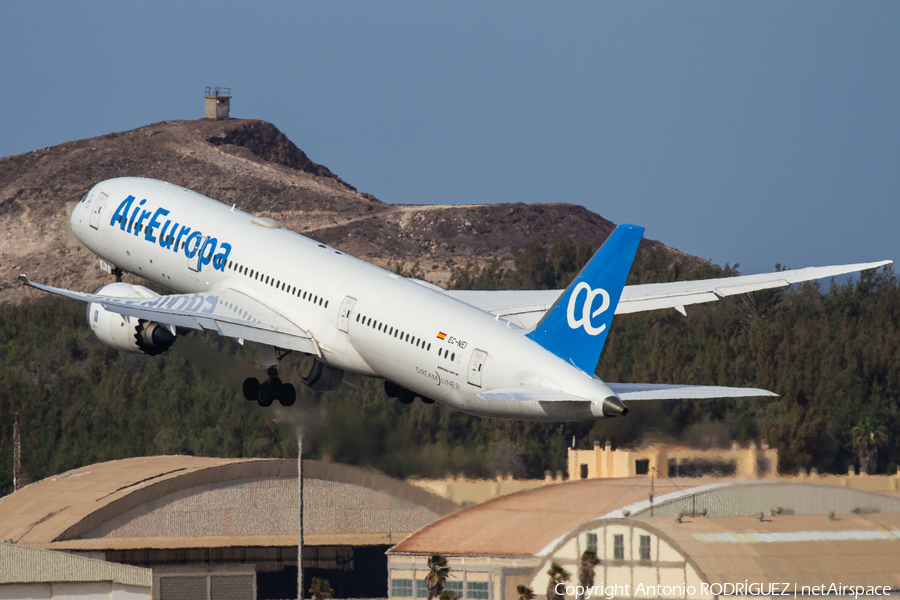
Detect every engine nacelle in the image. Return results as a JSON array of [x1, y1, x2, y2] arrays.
[[87, 283, 176, 356], [302, 359, 344, 392]]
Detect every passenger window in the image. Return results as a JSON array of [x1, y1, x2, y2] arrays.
[[451, 353, 455, 361], [427, 343, 431, 351]]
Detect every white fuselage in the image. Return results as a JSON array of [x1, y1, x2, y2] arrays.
[[70, 178, 617, 421]]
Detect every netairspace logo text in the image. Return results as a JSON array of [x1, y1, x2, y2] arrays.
[[555, 583, 895, 599]]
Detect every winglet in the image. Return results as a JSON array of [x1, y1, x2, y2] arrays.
[[527, 224, 644, 374]]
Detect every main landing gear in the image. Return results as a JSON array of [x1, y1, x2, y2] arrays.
[[384, 380, 434, 405], [243, 366, 296, 407]]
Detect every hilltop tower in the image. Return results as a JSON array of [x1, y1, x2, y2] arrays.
[[204, 86, 231, 119]]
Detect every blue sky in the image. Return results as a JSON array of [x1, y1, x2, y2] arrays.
[[2, 2, 897, 274]]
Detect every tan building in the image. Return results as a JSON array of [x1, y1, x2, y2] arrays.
[[387, 479, 900, 600], [0, 456, 457, 599], [1, 541, 151, 599], [568, 441, 779, 480]]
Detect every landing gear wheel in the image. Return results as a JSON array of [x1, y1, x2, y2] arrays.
[[243, 377, 260, 401], [384, 381, 401, 398], [270, 376, 283, 393], [398, 389, 415, 405], [278, 383, 296, 407], [420, 396, 435, 404], [258, 384, 274, 407]]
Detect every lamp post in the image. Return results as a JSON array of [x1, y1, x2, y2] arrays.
[[298, 431, 304, 600]]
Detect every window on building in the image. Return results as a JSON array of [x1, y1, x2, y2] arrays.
[[580, 464, 589, 479], [468, 581, 490, 600], [416, 579, 428, 598], [446, 581, 464, 594], [613, 534, 624, 559], [391, 579, 413, 598], [640, 535, 651, 560], [586, 532, 598, 553], [635, 459, 650, 475]]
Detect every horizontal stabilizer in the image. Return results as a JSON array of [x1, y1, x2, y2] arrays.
[[606, 383, 777, 401]]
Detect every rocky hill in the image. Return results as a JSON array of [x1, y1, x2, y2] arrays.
[[0, 118, 690, 303]]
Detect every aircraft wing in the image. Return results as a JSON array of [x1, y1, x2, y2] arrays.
[[446, 260, 892, 330], [19, 276, 320, 356]]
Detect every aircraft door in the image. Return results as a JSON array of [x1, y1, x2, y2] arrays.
[[337, 296, 356, 333], [89, 193, 108, 230], [468, 349, 487, 387]]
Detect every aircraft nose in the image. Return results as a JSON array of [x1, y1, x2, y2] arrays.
[[70, 191, 92, 241]]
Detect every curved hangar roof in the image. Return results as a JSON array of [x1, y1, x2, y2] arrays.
[[390, 478, 900, 557], [0, 456, 457, 551]]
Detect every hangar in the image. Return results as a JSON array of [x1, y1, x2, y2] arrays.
[[0, 456, 457, 599], [387, 478, 900, 600]]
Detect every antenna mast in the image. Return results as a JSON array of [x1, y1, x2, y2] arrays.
[[13, 413, 22, 491]]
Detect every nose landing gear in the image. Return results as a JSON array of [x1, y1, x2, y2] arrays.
[[244, 366, 296, 407]]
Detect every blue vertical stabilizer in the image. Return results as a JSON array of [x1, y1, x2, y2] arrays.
[[526, 224, 644, 374]]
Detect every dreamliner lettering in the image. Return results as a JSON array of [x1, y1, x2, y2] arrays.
[[108, 195, 232, 273]]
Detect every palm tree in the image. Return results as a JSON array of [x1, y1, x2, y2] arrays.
[[309, 577, 333, 600], [425, 554, 451, 600], [577, 550, 601, 599], [517, 584, 536, 600], [850, 417, 889, 474], [546, 562, 571, 600], [440, 590, 460, 600]]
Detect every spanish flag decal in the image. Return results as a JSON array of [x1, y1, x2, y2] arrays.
[[436, 332, 447, 340]]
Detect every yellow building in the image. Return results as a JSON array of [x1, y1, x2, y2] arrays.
[[568, 441, 779, 480]]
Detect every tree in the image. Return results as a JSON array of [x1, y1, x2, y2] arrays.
[[578, 550, 601, 594], [850, 417, 889, 475], [425, 554, 451, 600], [546, 562, 571, 600], [309, 577, 333, 600], [440, 590, 460, 600], [517, 585, 536, 600]]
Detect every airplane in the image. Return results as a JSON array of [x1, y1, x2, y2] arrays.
[[19, 177, 892, 421]]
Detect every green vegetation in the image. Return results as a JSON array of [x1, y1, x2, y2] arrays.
[[0, 242, 898, 495]]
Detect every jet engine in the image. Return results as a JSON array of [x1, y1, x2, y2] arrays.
[[302, 359, 344, 392], [87, 282, 176, 356]]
